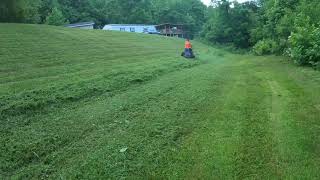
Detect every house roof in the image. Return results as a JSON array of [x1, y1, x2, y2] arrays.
[[105, 24, 156, 26], [155, 23, 186, 28], [65, 22, 95, 27]]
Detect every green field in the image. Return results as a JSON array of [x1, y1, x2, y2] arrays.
[[1, 24, 320, 179]]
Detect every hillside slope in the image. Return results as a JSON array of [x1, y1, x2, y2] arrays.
[[1, 24, 320, 179], [0, 24, 200, 117]]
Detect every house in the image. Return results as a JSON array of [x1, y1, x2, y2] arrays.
[[65, 22, 95, 29], [103, 24, 158, 34], [155, 23, 187, 38]]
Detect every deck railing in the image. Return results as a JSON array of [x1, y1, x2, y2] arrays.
[[159, 29, 184, 34]]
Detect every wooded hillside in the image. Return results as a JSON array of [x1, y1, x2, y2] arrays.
[[0, 0, 207, 34]]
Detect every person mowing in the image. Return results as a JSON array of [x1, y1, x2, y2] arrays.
[[182, 38, 195, 58]]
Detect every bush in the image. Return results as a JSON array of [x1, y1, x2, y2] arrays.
[[252, 39, 278, 55], [45, 7, 68, 26], [289, 14, 320, 66]]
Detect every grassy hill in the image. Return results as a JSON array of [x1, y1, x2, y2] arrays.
[[1, 24, 320, 179]]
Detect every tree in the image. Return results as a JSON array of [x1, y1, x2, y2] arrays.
[[202, 0, 258, 48], [0, 0, 20, 22], [0, 0, 41, 23], [45, 7, 67, 26], [1, 0, 208, 36]]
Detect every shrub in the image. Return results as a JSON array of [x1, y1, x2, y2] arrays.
[[289, 14, 320, 66], [252, 39, 278, 55], [45, 7, 68, 26]]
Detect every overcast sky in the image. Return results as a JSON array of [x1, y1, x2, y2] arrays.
[[201, 0, 250, 6]]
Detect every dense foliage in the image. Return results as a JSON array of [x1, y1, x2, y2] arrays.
[[202, 0, 320, 67], [0, 0, 207, 35], [202, 1, 258, 48]]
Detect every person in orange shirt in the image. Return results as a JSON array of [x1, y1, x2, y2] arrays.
[[182, 38, 195, 58], [185, 38, 192, 49]]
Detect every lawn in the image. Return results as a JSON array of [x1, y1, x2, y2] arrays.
[[1, 24, 320, 179]]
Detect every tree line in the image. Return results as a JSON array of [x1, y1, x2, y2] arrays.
[[0, 0, 207, 34], [201, 0, 320, 68]]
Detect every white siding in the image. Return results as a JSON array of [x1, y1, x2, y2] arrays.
[[103, 25, 157, 33]]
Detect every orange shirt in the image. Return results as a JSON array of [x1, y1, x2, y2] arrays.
[[185, 41, 192, 49]]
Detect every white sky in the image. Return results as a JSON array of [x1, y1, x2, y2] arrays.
[[201, 0, 250, 6]]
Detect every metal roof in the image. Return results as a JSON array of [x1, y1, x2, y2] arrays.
[[105, 24, 156, 26], [155, 23, 186, 27], [65, 22, 95, 27]]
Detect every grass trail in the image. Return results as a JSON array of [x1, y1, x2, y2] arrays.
[[1, 24, 320, 178]]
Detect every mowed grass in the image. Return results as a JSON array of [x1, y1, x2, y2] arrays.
[[1, 24, 320, 179]]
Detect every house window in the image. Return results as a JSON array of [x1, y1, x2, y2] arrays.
[[120, 27, 125, 31], [130, 27, 135, 32], [143, 27, 148, 33]]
